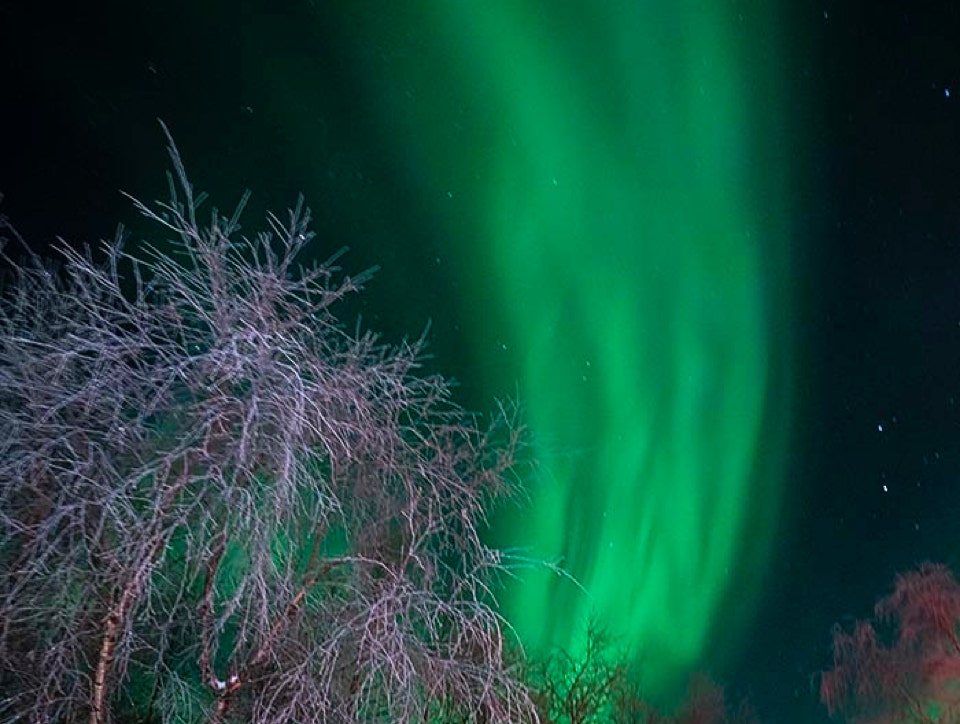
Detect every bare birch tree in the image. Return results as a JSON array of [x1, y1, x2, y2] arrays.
[[0, 128, 539, 723]]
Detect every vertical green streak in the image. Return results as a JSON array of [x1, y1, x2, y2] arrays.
[[429, 2, 789, 695], [303, 0, 793, 700]]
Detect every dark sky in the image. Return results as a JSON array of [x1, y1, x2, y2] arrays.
[[3, 2, 960, 723], [742, 3, 960, 722]]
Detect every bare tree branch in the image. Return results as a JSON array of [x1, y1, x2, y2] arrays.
[[0, 130, 539, 723]]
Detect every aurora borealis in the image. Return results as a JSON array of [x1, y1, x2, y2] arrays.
[[4, 0, 798, 709], [316, 1, 795, 699], [12, 0, 960, 720]]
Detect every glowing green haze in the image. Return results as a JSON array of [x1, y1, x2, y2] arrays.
[[291, 0, 794, 699]]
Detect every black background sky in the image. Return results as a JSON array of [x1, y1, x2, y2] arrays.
[[3, 2, 960, 723]]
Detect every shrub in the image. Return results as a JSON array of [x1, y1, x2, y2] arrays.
[[821, 563, 960, 724]]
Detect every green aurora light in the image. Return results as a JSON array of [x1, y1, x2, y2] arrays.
[[293, 0, 796, 701]]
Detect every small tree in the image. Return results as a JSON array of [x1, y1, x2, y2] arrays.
[[527, 620, 630, 724], [524, 621, 756, 724], [821, 563, 960, 724], [671, 673, 758, 724], [0, 129, 538, 723]]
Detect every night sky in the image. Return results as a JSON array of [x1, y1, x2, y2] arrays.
[[3, 2, 960, 723]]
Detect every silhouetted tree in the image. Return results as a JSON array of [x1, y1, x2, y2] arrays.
[[672, 674, 758, 724], [527, 620, 628, 724], [524, 621, 757, 724]]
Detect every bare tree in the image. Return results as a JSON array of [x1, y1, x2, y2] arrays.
[[522, 620, 756, 724], [0, 128, 539, 723], [527, 620, 629, 724]]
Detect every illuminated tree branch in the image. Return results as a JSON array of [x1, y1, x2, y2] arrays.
[[821, 563, 960, 724], [0, 127, 538, 723]]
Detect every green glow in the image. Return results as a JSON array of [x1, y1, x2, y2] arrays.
[[301, 0, 794, 701]]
